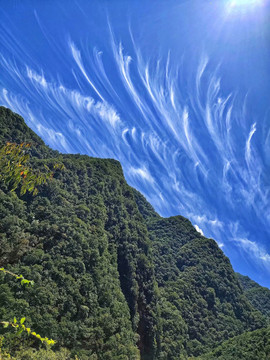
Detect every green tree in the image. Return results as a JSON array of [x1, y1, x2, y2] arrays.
[[0, 143, 57, 358], [0, 143, 55, 196]]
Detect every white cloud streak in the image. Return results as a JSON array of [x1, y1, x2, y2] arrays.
[[235, 238, 270, 268]]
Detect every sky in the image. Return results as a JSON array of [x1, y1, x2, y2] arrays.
[[0, 0, 270, 287]]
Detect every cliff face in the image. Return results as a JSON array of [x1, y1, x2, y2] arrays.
[[0, 107, 266, 359]]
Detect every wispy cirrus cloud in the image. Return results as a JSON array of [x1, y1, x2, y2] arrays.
[[129, 165, 155, 184], [0, 20, 269, 285], [234, 237, 270, 269]]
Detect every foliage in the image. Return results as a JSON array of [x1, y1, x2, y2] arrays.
[[1, 346, 76, 360], [0, 136, 61, 357], [0, 142, 63, 196], [0, 268, 55, 357], [0, 268, 34, 287], [237, 273, 270, 321], [1, 317, 55, 346], [195, 326, 270, 359]]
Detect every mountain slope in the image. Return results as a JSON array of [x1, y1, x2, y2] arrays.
[[237, 273, 270, 321], [0, 106, 266, 359], [197, 326, 270, 360], [133, 191, 266, 357]]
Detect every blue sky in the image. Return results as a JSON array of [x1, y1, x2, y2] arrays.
[[0, 0, 270, 287]]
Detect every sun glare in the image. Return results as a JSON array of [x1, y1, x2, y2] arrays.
[[225, 0, 265, 15], [228, 0, 263, 7]]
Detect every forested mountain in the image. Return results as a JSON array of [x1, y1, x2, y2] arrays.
[[133, 191, 266, 357], [237, 273, 270, 321], [0, 106, 268, 359]]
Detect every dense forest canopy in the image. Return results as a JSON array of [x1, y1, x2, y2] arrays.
[[236, 273, 270, 322], [196, 326, 270, 360], [0, 106, 269, 359]]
